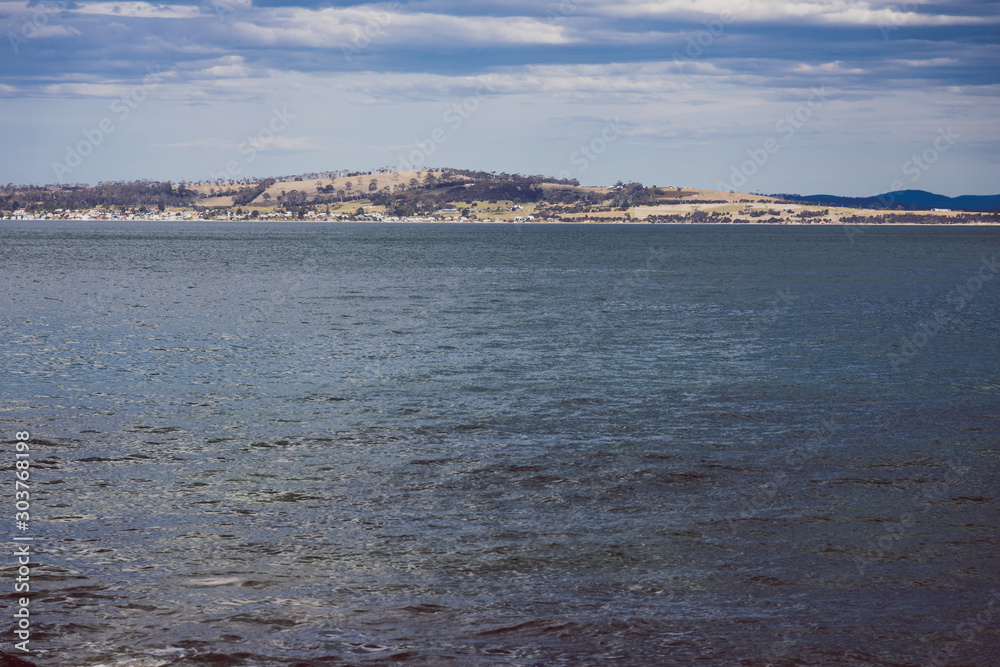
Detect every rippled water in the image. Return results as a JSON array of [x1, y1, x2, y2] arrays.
[[2, 222, 999, 666]]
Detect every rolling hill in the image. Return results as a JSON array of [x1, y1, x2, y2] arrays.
[[777, 190, 1000, 213]]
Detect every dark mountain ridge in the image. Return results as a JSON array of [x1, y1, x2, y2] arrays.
[[775, 189, 1000, 212]]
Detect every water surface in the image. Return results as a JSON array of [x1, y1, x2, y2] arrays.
[[2, 222, 998, 665]]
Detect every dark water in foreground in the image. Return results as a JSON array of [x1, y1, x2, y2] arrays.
[[1, 222, 998, 666]]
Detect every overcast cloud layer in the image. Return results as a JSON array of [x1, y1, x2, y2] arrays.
[[2, 0, 998, 195]]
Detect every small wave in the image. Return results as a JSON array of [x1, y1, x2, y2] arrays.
[[189, 576, 245, 587]]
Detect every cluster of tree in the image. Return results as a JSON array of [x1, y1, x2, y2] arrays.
[[654, 199, 728, 205], [647, 210, 734, 223], [556, 215, 634, 222], [462, 179, 543, 203], [1, 168, 673, 216], [603, 182, 656, 209], [231, 178, 275, 206], [196, 169, 391, 190], [449, 169, 579, 187], [413, 174, 657, 208], [277, 189, 310, 207], [370, 191, 450, 218], [748, 208, 781, 218], [358, 172, 550, 216], [193, 206, 262, 219], [330, 173, 664, 214], [840, 213, 1000, 225], [1, 180, 196, 213], [537, 189, 593, 205], [537, 201, 605, 216]]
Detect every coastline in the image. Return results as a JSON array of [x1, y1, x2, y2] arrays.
[[6, 176, 998, 226], [6, 218, 1000, 226]]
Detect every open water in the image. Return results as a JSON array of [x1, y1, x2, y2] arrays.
[[1, 222, 998, 666]]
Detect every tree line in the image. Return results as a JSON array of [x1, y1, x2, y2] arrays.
[[1, 180, 197, 212], [1, 169, 665, 216]]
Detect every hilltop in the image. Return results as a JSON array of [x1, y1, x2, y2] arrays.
[[777, 190, 1000, 213], [2, 169, 998, 224]]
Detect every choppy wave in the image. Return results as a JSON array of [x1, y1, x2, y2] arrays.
[[2, 222, 998, 666]]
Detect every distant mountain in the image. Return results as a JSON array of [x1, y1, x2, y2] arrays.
[[775, 190, 1000, 213]]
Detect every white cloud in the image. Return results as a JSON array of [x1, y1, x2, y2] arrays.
[[228, 6, 574, 49], [332, 60, 774, 100], [791, 60, 866, 75], [199, 0, 251, 16], [891, 58, 959, 68], [39, 82, 137, 97], [70, 2, 202, 19], [163, 138, 233, 149], [265, 135, 322, 151], [14, 23, 81, 38], [164, 134, 319, 152], [589, 0, 1000, 26], [182, 55, 254, 80]]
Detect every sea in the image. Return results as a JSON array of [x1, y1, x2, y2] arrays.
[[1, 221, 998, 666]]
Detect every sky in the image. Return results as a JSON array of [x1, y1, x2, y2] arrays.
[[1, 0, 998, 196]]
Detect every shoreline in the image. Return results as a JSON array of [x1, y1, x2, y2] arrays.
[[5, 218, 1000, 226]]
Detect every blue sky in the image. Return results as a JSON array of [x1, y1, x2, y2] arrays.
[[2, 0, 998, 195]]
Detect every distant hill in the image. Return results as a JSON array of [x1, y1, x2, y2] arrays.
[[5, 171, 999, 222], [776, 190, 1000, 213]]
